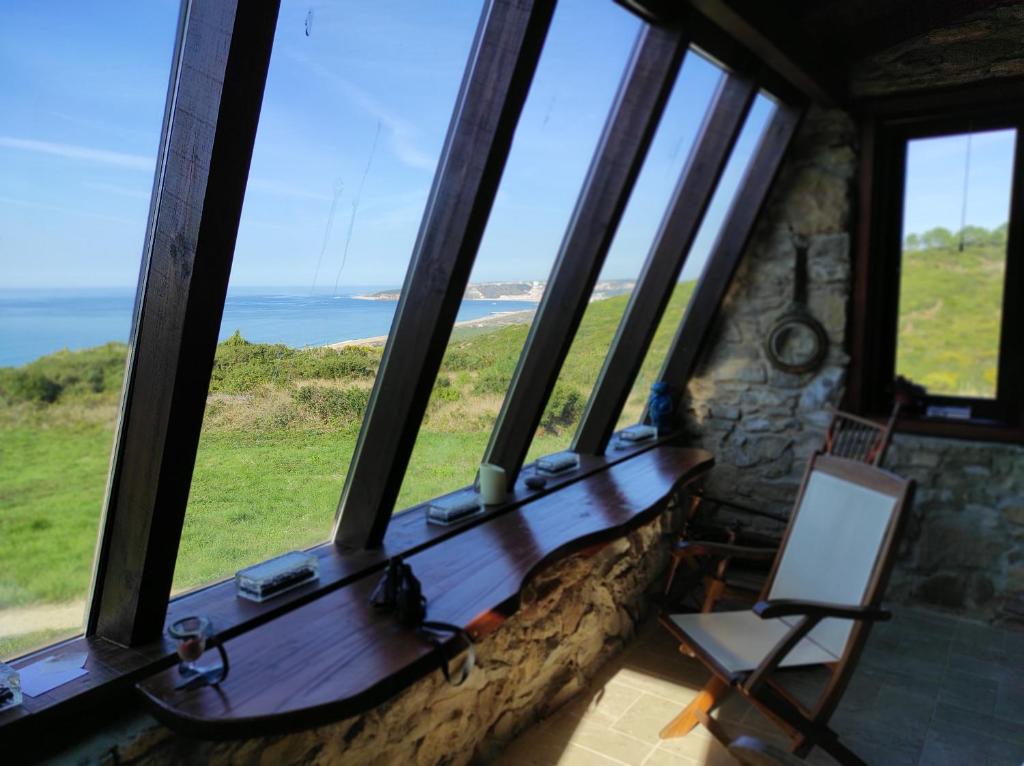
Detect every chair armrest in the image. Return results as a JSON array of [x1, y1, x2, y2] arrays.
[[673, 540, 778, 562], [753, 599, 891, 623], [743, 600, 890, 695]]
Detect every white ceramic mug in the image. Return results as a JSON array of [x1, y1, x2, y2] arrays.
[[478, 463, 507, 505]]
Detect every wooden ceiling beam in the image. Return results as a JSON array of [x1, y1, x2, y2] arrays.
[[684, 0, 844, 106]]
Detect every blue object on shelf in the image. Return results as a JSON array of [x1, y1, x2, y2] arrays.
[[648, 381, 674, 430]]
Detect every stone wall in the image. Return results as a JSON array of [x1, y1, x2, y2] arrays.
[[680, 106, 856, 522], [852, 3, 1024, 97], [884, 436, 1024, 624], [55, 508, 682, 765]]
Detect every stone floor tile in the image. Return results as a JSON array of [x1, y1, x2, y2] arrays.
[[610, 665, 705, 706], [937, 667, 998, 716], [947, 651, 1020, 685], [993, 672, 1024, 724], [611, 692, 707, 745], [1001, 625, 1024, 660], [642, 739, 734, 766], [841, 735, 920, 766], [559, 681, 646, 726], [545, 712, 655, 765], [834, 684, 936, 741], [554, 743, 631, 766], [919, 725, 1024, 766], [931, 700, 1024, 745], [654, 723, 720, 760]]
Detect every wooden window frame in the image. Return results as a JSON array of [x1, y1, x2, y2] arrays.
[[658, 101, 803, 401], [2, 0, 813, 747], [847, 99, 1024, 443], [332, 0, 557, 550], [88, 0, 280, 647], [483, 21, 690, 486], [573, 70, 757, 455]]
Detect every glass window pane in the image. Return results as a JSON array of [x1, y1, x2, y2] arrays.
[[0, 4, 177, 658], [173, 1, 481, 593], [523, 53, 725, 462], [609, 94, 776, 432], [897, 129, 1015, 398], [396, 0, 642, 510]]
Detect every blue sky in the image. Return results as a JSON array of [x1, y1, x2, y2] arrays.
[[0, 0, 764, 291], [3, 2, 1010, 293], [903, 128, 1016, 237]]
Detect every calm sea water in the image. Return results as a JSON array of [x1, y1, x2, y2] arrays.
[[0, 287, 537, 368]]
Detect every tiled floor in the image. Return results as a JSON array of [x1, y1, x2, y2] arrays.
[[497, 606, 1024, 765]]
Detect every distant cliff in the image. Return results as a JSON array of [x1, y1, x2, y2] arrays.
[[356, 279, 635, 302]]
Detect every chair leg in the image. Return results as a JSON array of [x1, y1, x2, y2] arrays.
[[701, 577, 726, 613], [659, 675, 728, 739]]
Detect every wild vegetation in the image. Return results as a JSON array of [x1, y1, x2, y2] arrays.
[[897, 224, 1008, 397]]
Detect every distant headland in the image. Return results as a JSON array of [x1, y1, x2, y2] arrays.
[[354, 279, 636, 303]]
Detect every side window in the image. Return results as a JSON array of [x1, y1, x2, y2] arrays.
[[897, 129, 1016, 403]]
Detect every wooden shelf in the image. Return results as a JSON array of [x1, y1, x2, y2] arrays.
[[136, 446, 712, 738]]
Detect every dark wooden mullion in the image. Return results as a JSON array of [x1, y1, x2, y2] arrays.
[[482, 23, 690, 487], [573, 71, 756, 455], [996, 120, 1024, 426], [332, 0, 556, 549], [87, 0, 281, 646], [657, 102, 803, 401]]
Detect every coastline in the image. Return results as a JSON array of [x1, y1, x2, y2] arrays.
[[327, 308, 536, 349]]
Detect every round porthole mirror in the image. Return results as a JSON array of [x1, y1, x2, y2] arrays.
[[765, 312, 828, 374]]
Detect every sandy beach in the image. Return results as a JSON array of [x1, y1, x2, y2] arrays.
[[327, 307, 536, 349]]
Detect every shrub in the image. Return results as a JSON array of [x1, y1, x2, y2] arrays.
[[209, 333, 379, 394], [540, 384, 584, 434], [472, 367, 510, 395], [2, 370, 63, 403], [291, 384, 370, 427], [432, 385, 461, 404], [0, 342, 128, 404]]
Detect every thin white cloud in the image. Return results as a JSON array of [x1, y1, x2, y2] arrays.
[[83, 181, 151, 201], [282, 48, 436, 172], [0, 136, 153, 171], [247, 177, 333, 202], [0, 194, 138, 226]]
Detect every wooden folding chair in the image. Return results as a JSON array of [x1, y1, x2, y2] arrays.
[[663, 403, 902, 613], [822, 404, 900, 466], [658, 454, 915, 765]]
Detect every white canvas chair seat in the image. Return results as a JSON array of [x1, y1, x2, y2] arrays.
[[668, 611, 839, 676]]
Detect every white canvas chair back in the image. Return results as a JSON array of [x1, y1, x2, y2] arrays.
[[766, 457, 904, 657]]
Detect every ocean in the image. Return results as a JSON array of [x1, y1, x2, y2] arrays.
[[0, 287, 538, 368]]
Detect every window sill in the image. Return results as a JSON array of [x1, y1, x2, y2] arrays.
[[0, 431, 692, 749], [894, 414, 1024, 444]]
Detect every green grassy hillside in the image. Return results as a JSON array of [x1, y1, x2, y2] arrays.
[[896, 242, 1005, 397], [0, 284, 692, 658]]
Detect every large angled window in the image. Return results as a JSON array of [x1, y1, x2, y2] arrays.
[[523, 51, 723, 463], [616, 93, 776, 432], [0, 3, 177, 659], [172, 2, 481, 593], [396, 0, 642, 510]]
